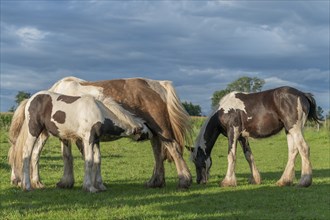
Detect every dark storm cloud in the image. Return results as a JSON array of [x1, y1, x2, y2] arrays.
[[1, 0, 329, 114]]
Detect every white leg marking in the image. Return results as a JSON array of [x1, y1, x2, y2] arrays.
[[221, 127, 239, 187], [164, 141, 192, 188], [93, 143, 106, 191], [57, 140, 75, 188], [30, 133, 48, 188], [277, 133, 298, 186], [82, 140, 98, 193], [22, 134, 37, 191]]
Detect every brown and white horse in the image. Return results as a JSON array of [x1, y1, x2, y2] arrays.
[[9, 77, 192, 189], [9, 91, 150, 192], [190, 86, 321, 187]]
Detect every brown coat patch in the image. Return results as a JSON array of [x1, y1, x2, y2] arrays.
[[57, 95, 81, 104], [81, 79, 173, 139], [53, 110, 66, 124], [28, 94, 60, 137]]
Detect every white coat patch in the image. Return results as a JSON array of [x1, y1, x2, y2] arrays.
[[218, 92, 246, 114]]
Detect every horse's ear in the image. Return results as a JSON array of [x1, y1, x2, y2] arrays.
[[185, 145, 194, 152]]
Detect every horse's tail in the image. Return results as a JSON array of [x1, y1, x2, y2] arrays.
[[8, 99, 28, 165], [160, 81, 192, 153], [304, 93, 322, 124], [8, 100, 29, 179]]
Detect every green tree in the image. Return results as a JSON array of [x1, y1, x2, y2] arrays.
[[9, 91, 31, 112], [182, 101, 202, 116], [211, 89, 230, 108], [317, 106, 324, 121], [211, 76, 265, 108], [227, 76, 265, 93]]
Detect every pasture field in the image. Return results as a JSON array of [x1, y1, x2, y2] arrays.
[[0, 117, 329, 219]]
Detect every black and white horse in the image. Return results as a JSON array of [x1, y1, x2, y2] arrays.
[[9, 91, 151, 192], [190, 86, 321, 187]]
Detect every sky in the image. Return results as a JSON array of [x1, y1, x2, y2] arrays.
[[1, 0, 329, 116]]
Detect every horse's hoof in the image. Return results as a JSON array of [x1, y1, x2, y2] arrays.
[[297, 175, 312, 187], [220, 179, 237, 187], [249, 176, 261, 185], [177, 176, 192, 189], [96, 183, 107, 191], [145, 181, 165, 188], [56, 180, 74, 189], [145, 177, 165, 188], [11, 178, 21, 186], [83, 186, 100, 193], [32, 181, 45, 189], [276, 180, 293, 187], [22, 185, 32, 192]]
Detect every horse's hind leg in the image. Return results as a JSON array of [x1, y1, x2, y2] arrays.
[[163, 140, 192, 189], [30, 131, 48, 189], [22, 134, 38, 191], [145, 136, 166, 188], [93, 142, 106, 191], [292, 129, 312, 187], [277, 131, 298, 186], [82, 139, 99, 193], [56, 139, 75, 188], [239, 137, 261, 185]]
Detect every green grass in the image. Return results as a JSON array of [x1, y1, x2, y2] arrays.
[[0, 123, 329, 219]]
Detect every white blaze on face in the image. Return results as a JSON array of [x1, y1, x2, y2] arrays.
[[218, 92, 247, 114]]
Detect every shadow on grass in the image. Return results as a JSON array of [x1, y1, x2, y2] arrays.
[[1, 169, 329, 219]]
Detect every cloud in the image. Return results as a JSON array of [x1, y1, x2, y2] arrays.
[[0, 0, 329, 115], [16, 26, 49, 41]]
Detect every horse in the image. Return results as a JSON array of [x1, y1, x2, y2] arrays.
[[189, 86, 321, 187], [9, 76, 192, 189], [9, 91, 151, 192]]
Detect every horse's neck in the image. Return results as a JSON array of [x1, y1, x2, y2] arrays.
[[198, 113, 221, 155]]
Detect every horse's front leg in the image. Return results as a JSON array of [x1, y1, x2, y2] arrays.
[[145, 136, 166, 188], [56, 139, 75, 188], [30, 131, 48, 189], [221, 127, 239, 187], [238, 137, 261, 185]]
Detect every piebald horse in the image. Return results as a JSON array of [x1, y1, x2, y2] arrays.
[[9, 77, 192, 189], [9, 91, 151, 192], [190, 86, 320, 187]]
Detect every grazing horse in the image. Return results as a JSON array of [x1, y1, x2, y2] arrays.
[[9, 91, 151, 192], [190, 86, 321, 187], [9, 76, 192, 189]]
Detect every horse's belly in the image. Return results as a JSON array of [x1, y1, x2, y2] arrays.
[[243, 116, 284, 138]]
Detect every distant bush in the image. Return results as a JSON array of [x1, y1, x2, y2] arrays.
[[0, 113, 13, 131]]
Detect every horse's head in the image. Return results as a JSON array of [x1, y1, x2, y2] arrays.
[[186, 146, 212, 184]]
